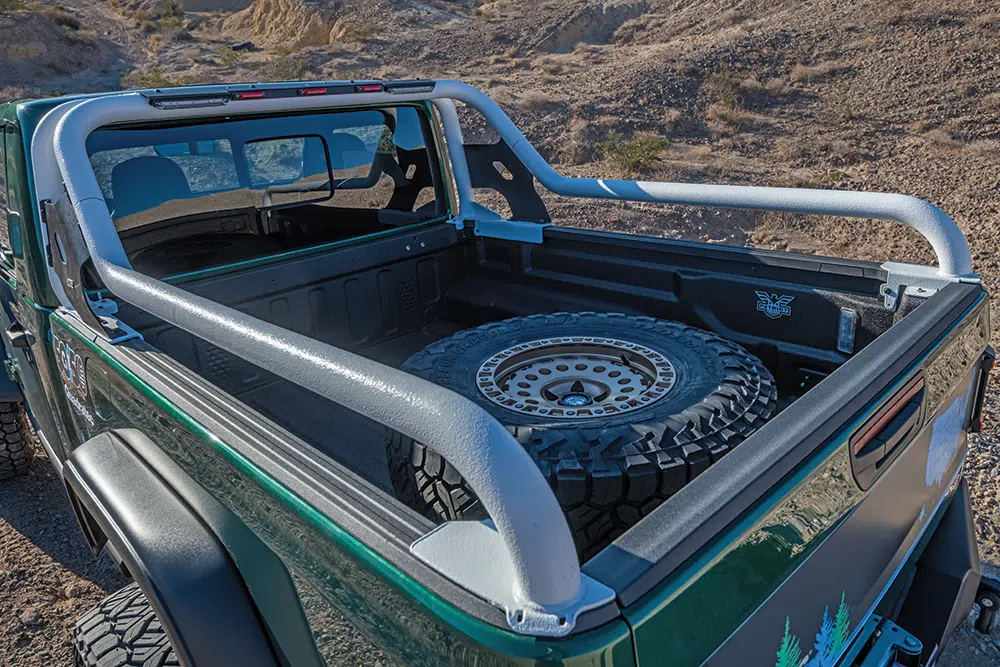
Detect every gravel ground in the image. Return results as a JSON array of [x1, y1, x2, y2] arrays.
[[3, 0, 1000, 663], [0, 449, 127, 665]]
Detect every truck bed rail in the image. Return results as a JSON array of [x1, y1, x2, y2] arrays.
[[39, 80, 976, 637]]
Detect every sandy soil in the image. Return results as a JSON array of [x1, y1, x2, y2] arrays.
[[0, 448, 128, 664], [2, 0, 1000, 664]]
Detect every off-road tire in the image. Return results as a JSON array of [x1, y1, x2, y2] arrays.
[[73, 582, 179, 667], [387, 312, 778, 560], [0, 402, 34, 480]]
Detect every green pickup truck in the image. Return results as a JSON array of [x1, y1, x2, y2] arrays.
[[0, 80, 997, 667]]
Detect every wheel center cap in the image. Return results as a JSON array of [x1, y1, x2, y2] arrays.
[[476, 337, 677, 418], [558, 393, 593, 407]]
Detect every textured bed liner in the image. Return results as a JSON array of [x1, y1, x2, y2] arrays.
[[229, 325, 464, 491]]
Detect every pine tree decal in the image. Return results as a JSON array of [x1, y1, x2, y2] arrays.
[[831, 593, 851, 656], [775, 617, 802, 667], [807, 607, 835, 667]]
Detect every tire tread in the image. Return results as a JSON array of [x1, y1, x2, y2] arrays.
[[0, 402, 34, 481], [73, 583, 180, 667], [387, 313, 778, 559]]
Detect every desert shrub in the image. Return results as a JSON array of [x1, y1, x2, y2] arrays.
[[272, 43, 302, 57], [598, 131, 669, 172], [739, 76, 764, 93], [0, 0, 43, 10], [885, 0, 915, 21], [779, 168, 847, 189], [517, 90, 562, 111], [720, 8, 744, 24], [790, 60, 843, 83], [43, 6, 80, 29], [706, 103, 755, 135], [822, 83, 856, 125], [765, 77, 791, 96], [974, 13, 1000, 27], [341, 20, 376, 42], [663, 107, 682, 130], [702, 62, 742, 109], [258, 56, 305, 81], [923, 128, 961, 149], [163, 26, 190, 41], [161, 14, 189, 40], [148, 33, 164, 54], [163, 0, 183, 16], [62, 26, 98, 45], [774, 137, 804, 162], [559, 118, 599, 165], [121, 68, 175, 89], [217, 45, 243, 66], [969, 140, 1000, 160]]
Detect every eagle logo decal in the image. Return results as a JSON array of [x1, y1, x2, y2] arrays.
[[755, 291, 795, 319]]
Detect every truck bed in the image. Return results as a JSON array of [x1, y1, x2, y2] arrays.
[[117, 222, 901, 497]]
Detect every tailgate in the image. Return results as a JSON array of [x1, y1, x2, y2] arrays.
[[624, 284, 990, 666]]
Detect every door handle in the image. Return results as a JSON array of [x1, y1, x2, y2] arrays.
[[5, 322, 34, 349]]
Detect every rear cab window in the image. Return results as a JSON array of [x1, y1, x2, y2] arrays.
[[86, 105, 448, 278]]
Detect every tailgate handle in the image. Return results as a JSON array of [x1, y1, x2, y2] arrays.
[[852, 376, 924, 486], [854, 401, 921, 475]]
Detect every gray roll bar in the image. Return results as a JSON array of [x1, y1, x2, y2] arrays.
[[436, 81, 974, 278], [44, 80, 976, 637], [48, 91, 594, 637]]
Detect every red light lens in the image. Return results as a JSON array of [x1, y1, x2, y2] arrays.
[[233, 91, 265, 100], [355, 84, 382, 93], [298, 88, 327, 96]]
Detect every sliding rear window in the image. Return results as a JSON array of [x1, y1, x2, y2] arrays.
[[86, 105, 448, 277]]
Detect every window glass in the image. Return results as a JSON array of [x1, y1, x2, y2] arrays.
[[89, 140, 239, 219], [245, 137, 310, 184], [87, 108, 441, 226], [85, 105, 446, 276], [327, 107, 429, 211], [243, 135, 332, 208]]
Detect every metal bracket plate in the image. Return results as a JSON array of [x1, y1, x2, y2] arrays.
[[474, 218, 550, 244], [411, 520, 616, 637], [55, 307, 142, 345], [879, 261, 980, 311]]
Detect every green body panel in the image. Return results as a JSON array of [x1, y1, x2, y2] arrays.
[[0, 100, 79, 461], [626, 439, 860, 666], [10, 97, 82, 308]]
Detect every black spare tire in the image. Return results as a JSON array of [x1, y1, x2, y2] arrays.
[[387, 312, 777, 560]]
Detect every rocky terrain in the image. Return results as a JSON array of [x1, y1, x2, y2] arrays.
[[2, 0, 1000, 664]]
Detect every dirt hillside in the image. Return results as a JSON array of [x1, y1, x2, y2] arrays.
[[1, 0, 1000, 664]]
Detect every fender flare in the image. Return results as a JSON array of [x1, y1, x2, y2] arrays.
[[63, 429, 285, 667]]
